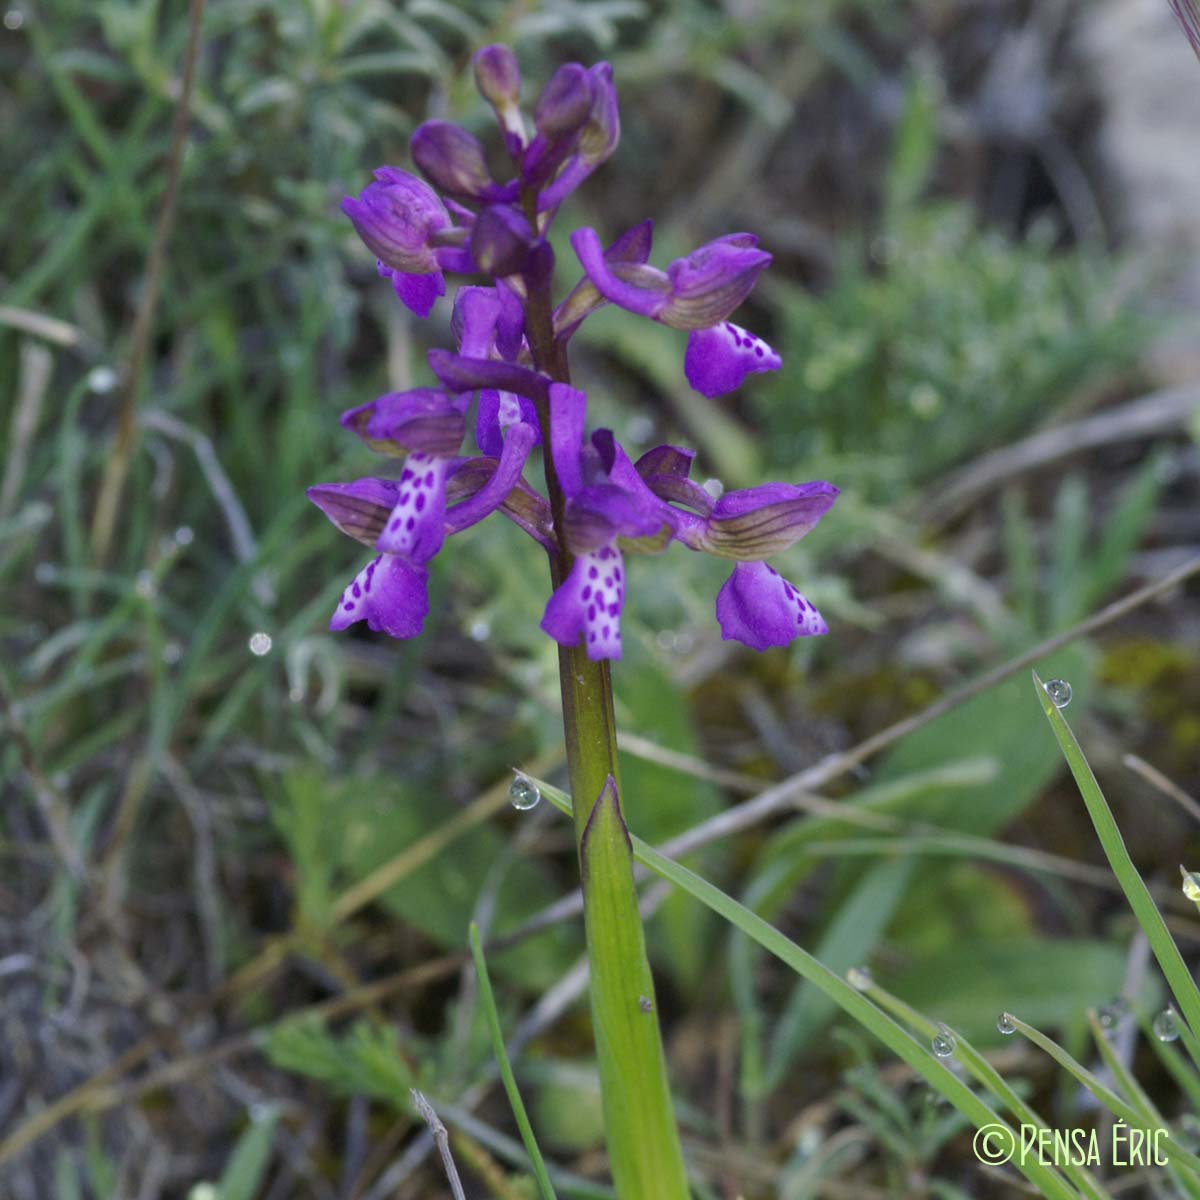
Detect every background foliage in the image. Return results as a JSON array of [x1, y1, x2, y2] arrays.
[[2, 0, 1199, 1197]]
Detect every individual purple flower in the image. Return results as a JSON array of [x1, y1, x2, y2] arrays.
[[633, 447, 838, 650], [449, 287, 541, 456], [540, 385, 667, 660], [570, 226, 780, 397], [340, 168, 472, 319], [320, 387, 537, 638]]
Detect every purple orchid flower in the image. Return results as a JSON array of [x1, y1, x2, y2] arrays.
[[315, 387, 538, 637], [319, 45, 839, 662], [341, 168, 475, 318], [570, 226, 781, 398]]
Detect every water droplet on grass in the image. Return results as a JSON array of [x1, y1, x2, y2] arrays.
[[1043, 678, 1072, 708], [997, 1012, 1016, 1036], [1181, 866, 1200, 905], [162, 641, 183, 665], [248, 631, 273, 656], [468, 619, 490, 641], [4, 8, 25, 30], [847, 966, 873, 991], [1153, 1009, 1179, 1043], [135, 570, 156, 599], [509, 776, 540, 811], [1098, 1001, 1124, 1032], [174, 525, 194, 546], [931, 1024, 956, 1058]]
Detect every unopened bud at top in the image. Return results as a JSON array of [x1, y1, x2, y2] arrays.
[[534, 63, 595, 138], [411, 121, 498, 201], [474, 44, 521, 107]]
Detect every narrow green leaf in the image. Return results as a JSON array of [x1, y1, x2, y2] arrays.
[[1033, 671, 1200, 1058], [469, 923, 558, 1200]]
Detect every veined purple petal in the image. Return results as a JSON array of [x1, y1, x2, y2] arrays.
[[541, 541, 626, 660], [698, 481, 839, 560], [554, 220, 653, 341], [445, 457, 555, 550], [684, 322, 781, 398], [715, 561, 827, 651], [452, 287, 503, 358], [428, 350, 551, 406], [661, 236, 771, 329], [376, 453, 450, 562], [342, 389, 466, 457], [308, 478, 400, 547], [570, 227, 670, 319], [341, 170, 448, 274], [565, 483, 662, 550], [331, 554, 430, 640], [443, 422, 536, 533], [549, 382, 588, 496]]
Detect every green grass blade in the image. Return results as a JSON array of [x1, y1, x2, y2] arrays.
[[468, 922, 558, 1200], [1033, 671, 1200, 1060], [530, 776, 1085, 1200], [862, 984, 1112, 1200]]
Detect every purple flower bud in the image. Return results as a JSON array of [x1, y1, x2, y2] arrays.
[[469, 204, 533, 276], [341, 168, 448, 274], [411, 121, 500, 201], [535, 63, 595, 137], [474, 44, 521, 108]]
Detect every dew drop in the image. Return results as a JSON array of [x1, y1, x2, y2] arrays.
[[931, 1024, 956, 1058], [248, 631, 273, 656], [638, 995, 654, 1013], [468, 618, 491, 641], [3, 7, 24, 29], [847, 965, 873, 991], [86, 365, 118, 393], [162, 640, 183, 665], [174, 525, 194, 546], [135, 570, 157, 599], [34, 563, 54, 584], [1181, 866, 1200, 906], [1153, 1009, 1179, 1043], [997, 1012, 1016, 1036], [1043, 678, 1072, 708], [509, 776, 540, 811], [1097, 1002, 1124, 1032], [288, 686, 304, 703], [702, 477, 724, 499]]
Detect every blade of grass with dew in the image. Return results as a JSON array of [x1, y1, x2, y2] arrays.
[[1005, 1014, 1200, 1173], [1145, 1016, 1200, 1111], [529, 776, 1087, 1200], [469, 922, 557, 1200], [1033, 671, 1200, 1065], [863, 983, 1112, 1200], [1086, 1011, 1200, 1200]]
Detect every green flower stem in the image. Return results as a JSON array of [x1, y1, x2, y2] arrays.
[[522, 204, 690, 1199]]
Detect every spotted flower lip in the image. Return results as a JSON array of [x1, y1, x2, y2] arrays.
[[570, 226, 781, 397], [716, 562, 828, 650]]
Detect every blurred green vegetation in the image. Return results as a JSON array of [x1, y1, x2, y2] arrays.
[[3, 0, 1199, 1197]]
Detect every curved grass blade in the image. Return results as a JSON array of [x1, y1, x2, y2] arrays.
[[1032, 671, 1200, 1064], [468, 922, 557, 1200]]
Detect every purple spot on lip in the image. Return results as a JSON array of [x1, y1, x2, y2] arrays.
[[406, 516, 415, 530], [343, 601, 354, 611], [755, 346, 764, 357], [425, 471, 435, 485], [587, 604, 596, 619], [589, 567, 598, 579], [415, 493, 426, 512], [582, 586, 591, 600], [353, 584, 362, 597]]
